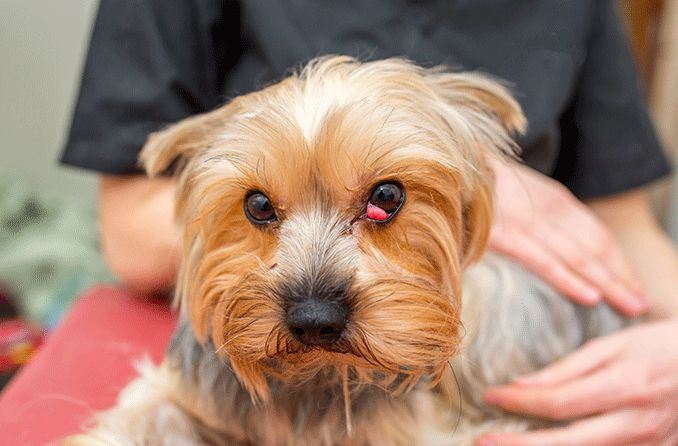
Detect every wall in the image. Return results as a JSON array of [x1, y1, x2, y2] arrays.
[[0, 0, 100, 201]]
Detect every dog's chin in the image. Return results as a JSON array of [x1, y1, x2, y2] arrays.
[[232, 334, 446, 401]]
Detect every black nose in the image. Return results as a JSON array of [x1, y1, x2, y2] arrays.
[[286, 300, 347, 346]]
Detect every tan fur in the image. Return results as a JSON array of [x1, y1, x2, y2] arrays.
[[66, 57, 623, 446]]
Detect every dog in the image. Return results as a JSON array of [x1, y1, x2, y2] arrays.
[[66, 56, 625, 445]]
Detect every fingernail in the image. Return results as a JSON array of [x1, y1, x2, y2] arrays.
[[635, 293, 651, 307], [513, 374, 539, 385], [483, 392, 499, 405], [580, 287, 601, 305], [513, 375, 535, 384], [626, 296, 651, 315]]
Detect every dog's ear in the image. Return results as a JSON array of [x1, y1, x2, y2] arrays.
[[426, 71, 526, 266], [426, 71, 527, 139], [139, 101, 240, 177], [460, 178, 493, 267]]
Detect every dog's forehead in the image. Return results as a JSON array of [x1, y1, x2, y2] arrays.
[[292, 77, 402, 144], [192, 63, 493, 216], [291, 70, 441, 145], [215, 81, 453, 203], [229, 122, 415, 211]]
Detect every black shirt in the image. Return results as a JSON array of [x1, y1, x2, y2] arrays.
[[61, 0, 671, 198]]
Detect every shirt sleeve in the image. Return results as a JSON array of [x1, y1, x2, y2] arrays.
[[60, 0, 242, 174], [554, 0, 672, 199]]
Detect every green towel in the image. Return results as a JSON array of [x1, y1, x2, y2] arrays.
[[0, 173, 116, 328]]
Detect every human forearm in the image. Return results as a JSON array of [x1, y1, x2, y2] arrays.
[[482, 190, 678, 446], [99, 175, 181, 295], [587, 189, 678, 318]]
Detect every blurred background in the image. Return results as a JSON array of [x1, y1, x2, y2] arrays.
[[0, 1, 676, 385], [0, 1, 112, 386]]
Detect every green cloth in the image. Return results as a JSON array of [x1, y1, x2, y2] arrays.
[[0, 173, 115, 328]]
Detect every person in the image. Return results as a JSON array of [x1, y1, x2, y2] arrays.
[[61, 1, 678, 444]]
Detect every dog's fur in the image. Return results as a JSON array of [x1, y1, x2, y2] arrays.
[[66, 57, 625, 446]]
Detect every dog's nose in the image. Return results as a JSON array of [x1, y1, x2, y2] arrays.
[[286, 300, 347, 346]]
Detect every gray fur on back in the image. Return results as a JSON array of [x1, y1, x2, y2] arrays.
[[446, 254, 628, 432], [165, 253, 629, 443]]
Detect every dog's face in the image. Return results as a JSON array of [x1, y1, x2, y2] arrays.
[[140, 57, 525, 400]]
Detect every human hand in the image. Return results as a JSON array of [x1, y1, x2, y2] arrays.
[[488, 158, 649, 316], [100, 175, 181, 295], [477, 318, 678, 446]]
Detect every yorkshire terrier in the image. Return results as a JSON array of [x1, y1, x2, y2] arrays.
[[66, 56, 624, 445]]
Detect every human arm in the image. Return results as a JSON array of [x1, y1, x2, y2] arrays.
[[478, 188, 678, 445], [482, 3, 678, 421], [488, 159, 650, 316], [587, 189, 678, 318], [478, 317, 678, 446], [60, 1, 238, 293], [486, 0, 672, 316], [99, 175, 180, 295]]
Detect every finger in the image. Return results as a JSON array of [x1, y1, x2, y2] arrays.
[[587, 231, 644, 294], [484, 366, 643, 420], [597, 244, 649, 310], [512, 337, 620, 386], [557, 204, 646, 295], [530, 224, 647, 316], [554, 207, 648, 312], [488, 228, 601, 305], [476, 409, 654, 446]]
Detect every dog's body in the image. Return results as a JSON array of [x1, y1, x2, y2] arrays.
[[68, 257, 624, 446], [67, 57, 626, 446]]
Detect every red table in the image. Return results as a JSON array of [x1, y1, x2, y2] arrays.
[[0, 286, 177, 446]]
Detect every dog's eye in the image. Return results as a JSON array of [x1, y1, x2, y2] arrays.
[[366, 182, 405, 222], [245, 192, 277, 224]]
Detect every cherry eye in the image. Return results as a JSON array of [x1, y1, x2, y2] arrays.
[[245, 191, 277, 224], [366, 182, 405, 222]]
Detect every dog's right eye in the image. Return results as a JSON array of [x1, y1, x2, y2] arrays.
[[366, 182, 405, 223], [245, 192, 277, 224]]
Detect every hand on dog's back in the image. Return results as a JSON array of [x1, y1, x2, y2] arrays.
[[487, 158, 649, 317]]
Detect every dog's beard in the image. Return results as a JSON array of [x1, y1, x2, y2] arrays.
[[180, 199, 467, 403], [200, 264, 462, 403]]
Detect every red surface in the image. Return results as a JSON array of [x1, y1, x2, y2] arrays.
[[0, 286, 177, 446]]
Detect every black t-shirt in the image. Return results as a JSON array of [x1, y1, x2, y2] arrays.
[[61, 0, 671, 199]]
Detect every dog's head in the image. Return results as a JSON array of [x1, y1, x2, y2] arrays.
[[140, 57, 525, 400]]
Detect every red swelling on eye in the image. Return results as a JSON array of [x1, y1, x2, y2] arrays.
[[366, 203, 389, 221]]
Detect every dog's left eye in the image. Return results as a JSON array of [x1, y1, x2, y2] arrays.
[[366, 182, 405, 222], [245, 192, 277, 224]]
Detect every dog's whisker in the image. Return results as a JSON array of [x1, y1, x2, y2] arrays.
[[447, 360, 464, 436], [213, 340, 229, 355]]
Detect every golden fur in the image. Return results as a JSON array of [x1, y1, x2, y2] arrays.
[[65, 57, 623, 446], [143, 56, 523, 399]]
